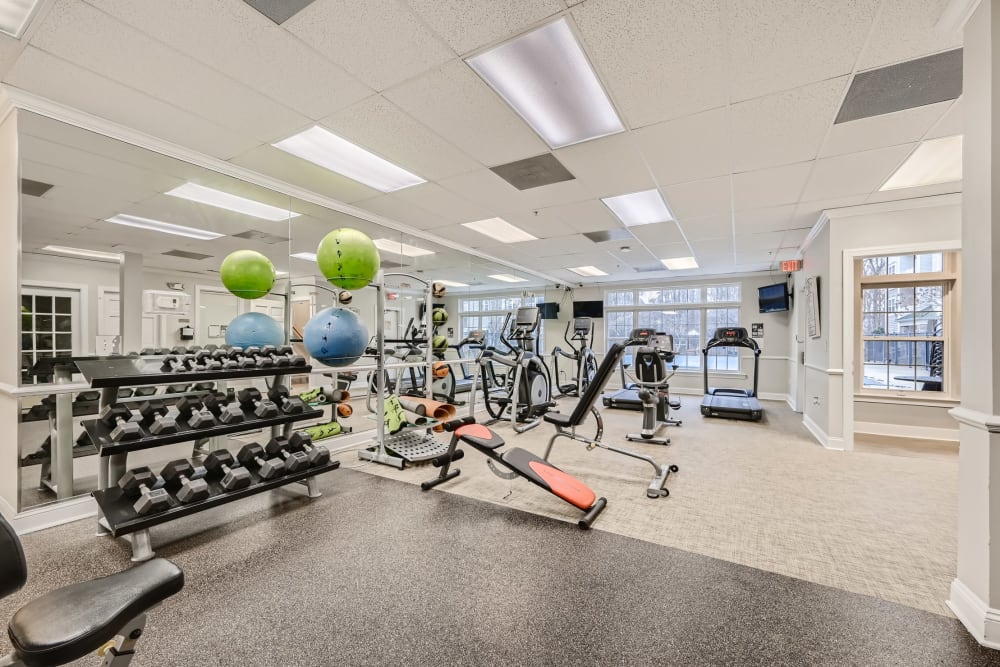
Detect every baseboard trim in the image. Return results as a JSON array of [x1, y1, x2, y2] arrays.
[[759, 392, 790, 403], [948, 577, 1000, 649], [0, 495, 15, 522], [802, 413, 846, 450], [854, 421, 959, 442], [9, 496, 96, 534]]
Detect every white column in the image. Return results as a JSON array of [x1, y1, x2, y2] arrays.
[[119, 251, 143, 354], [948, 0, 1000, 648], [0, 106, 18, 519]]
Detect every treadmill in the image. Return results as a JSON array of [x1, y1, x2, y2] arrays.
[[450, 330, 485, 395], [603, 329, 680, 412], [700, 327, 763, 421]]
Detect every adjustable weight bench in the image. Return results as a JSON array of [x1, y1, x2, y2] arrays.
[[543, 342, 678, 499], [0, 515, 183, 666], [422, 417, 607, 529]]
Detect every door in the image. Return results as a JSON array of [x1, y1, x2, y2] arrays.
[[384, 309, 400, 339], [98, 289, 157, 350], [195, 287, 240, 346], [250, 297, 285, 323], [21, 286, 82, 384]]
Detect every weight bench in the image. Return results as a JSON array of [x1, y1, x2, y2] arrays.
[[422, 417, 607, 529], [543, 342, 678, 499], [0, 515, 183, 666]]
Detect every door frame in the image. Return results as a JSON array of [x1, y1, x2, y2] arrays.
[[22, 280, 89, 356]]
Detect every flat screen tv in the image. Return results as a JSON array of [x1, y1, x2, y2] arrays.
[[573, 300, 604, 318], [538, 302, 560, 319], [758, 283, 790, 313]]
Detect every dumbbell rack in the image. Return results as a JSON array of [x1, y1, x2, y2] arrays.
[[75, 357, 336, 562]]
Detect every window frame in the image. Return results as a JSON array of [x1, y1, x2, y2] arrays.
[[458, 293, 545, 352]]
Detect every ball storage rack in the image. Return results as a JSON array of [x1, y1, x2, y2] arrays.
[[75, 356, 337, 562]]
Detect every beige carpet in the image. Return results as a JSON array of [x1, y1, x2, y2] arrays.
[[352, 394, 958, 618]]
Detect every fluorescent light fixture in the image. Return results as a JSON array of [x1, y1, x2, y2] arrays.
[[165, 183, 300, 221], [466, 18, 624, 148], [0, 0, 40, 38], [372, 238, 435, 257], [461, 217, 537, 244], [291, 252, 317, 262], [602, 189, 674, 227], [106, 214, 223, 240], [661, 256, 699, 270], [41, 245, 122, 262], [272, 125, 425, 193], [880, 135, 963, 191], [568, 265, 607, 277], [435, 279, 469, 287], [489, 274, 528, 283]]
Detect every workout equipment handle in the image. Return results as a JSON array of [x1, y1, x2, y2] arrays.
[[442, 416, 476, 432]]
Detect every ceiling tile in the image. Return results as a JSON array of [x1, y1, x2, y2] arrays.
[[678, 213, 732, 241], [540, 199, 625, 234], [627, 221, 685, 246], [926, 98, 962, 139], [634, 107, 729, 186], [801, 144, 915, 200], [504, 209, 578, 239], [553, 132, 655, 198], [732, 162, 813, 210], [386, 182, 494, 228], [30, 1, 310, 143], [0, 31, 24, 79], [735, 231, 784, 250], [781, 228, 812, 248], [731, 77, 847, 172], [793, 194, 870, 220], [404, 0, 564, 54], [228, 144, 381, 203], [663, 176, 731, 220], [438, 167, 592, 212], [384, 59, 547, 166], [283, 0, 455, 91], [646, 241, 694, 260], [355, 194, 444, 230], [321, 95, 481, 181], [572, 0, 727, 128], [6, 47, 258, 159], [857, 0, 963, 70], [690, 238, 733, 256], [727, 0, 878, 102], [732, 205, 797, 234], [485, 234, 596, 258], [86, 0, 373, 120], [821, 100, 950, 157]]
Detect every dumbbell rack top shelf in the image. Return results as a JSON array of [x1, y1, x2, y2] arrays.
[[82, 405, 325, 455], [74, 358, 313, 388], [93, 459, 341, 537]]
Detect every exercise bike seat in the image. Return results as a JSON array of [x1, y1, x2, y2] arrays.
[[455, 423, 505, 450], [501, 448, 597, 510], [8, 558, 184, 666]]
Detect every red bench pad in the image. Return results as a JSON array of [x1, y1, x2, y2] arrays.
[[501, 447, 597, 510], [456, 424, 505, 450]]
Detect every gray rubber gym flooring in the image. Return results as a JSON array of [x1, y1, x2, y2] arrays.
[[2, 467, 998, 666]]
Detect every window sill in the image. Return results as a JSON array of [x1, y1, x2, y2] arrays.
[[675, 370, 747, 379], [854, 393, 960, 408]]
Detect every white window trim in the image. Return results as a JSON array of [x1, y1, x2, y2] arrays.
[[458, 294, 545, 351]]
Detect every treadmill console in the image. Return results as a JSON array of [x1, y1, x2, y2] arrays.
[[628, 328, 655, 343], [712, 327, 749, 343]]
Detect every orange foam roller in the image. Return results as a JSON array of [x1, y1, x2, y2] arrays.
[[432, 361, 449, 379], [337, 403, 353, 418], [327, 389, 350, 403], [396, 396, 456, 421]]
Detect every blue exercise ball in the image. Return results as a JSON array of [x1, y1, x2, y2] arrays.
[[225, 312, 284, 348], [303, 307, 368, 367]]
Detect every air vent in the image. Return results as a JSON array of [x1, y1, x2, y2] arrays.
[[231, 229, 290, 244], [490, 154, 575, 191], [21, 178, 53, 197], [243, 0, 317, 24], [163, 249, 213, 260], [836, 49, 962, 124], [584, 229, 633, 244]]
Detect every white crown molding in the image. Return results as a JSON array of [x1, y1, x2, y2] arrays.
[[937, 0, 982, 33]]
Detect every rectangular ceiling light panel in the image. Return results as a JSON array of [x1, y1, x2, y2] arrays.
[[0, 0, 40, 38], [272, 125, 425, 193], [106, 214, 223, 240], [489, 273, 528, 283], [661, 256, 699, 270], [880, 135, 962, 191], [42, 245, 121, 261], [568, 265, 607, 277], [373, 238, 435, 257], [466, 17, 624, 149], [435, 279, 469, 287], [461, 217, 537, 243], [291, 252, 317, 262], [602, 189, 673, 227], [166, 183, 299, 221]]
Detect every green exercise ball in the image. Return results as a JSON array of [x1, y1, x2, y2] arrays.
[[316, 228, 380, 290], [432, 335, 449, 355], [220, 250, 275, 299], [432, 307, 448, 326]]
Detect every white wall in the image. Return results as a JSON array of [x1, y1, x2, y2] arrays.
[[0, 109, 19, 518], [799, 224, 832, 440]]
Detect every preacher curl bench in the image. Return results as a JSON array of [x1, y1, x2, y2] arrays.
[[1, 515, 183, 666]]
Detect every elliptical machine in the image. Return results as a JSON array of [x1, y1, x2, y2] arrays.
[[429, 330, 485, 405], [621, 329, 682, 445], [470, 306, 554, 433], [551, 317, 598, 398]]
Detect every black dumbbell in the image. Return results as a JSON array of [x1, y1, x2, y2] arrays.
[[211, 348, 237, 370], [192, 349, 222, 371], [134, 386, 158, 397], [266, 385, 303, 414], [204, 344, 218, 352], [228, 347, 256, 370], [161, 459, 210, 503], [237, 387, 280, 418], [203, 450, 252, 491], [288, 432, 331, 467], [249, 346, 275, 369], [203, 393, 245, 424], [160, 355, 188, 372], [176, 397, 217, 428], [258, 345, 290, 368], [170, 346, 188, 355], [138, 400, 179, 435], [267, 385, 290, 403], [98, 404, 142, 441], [139, 347, 157, 355], [264, 437, 311, 473], [237, 443, 285, 479], [276, 345, 307, 367], [118, 467, 171, 515], [175, 396, 203, 419]]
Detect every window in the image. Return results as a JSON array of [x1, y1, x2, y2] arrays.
[[459, 293, 544, 352], [605, 284, 741, 371], [21, 288, 80, 384], [856, 251, 956, 396]]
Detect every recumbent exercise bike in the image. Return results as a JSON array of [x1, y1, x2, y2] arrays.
[[551, 317, 598, 398]]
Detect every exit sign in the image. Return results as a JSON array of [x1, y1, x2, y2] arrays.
[[781, 259, 802, 272]]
